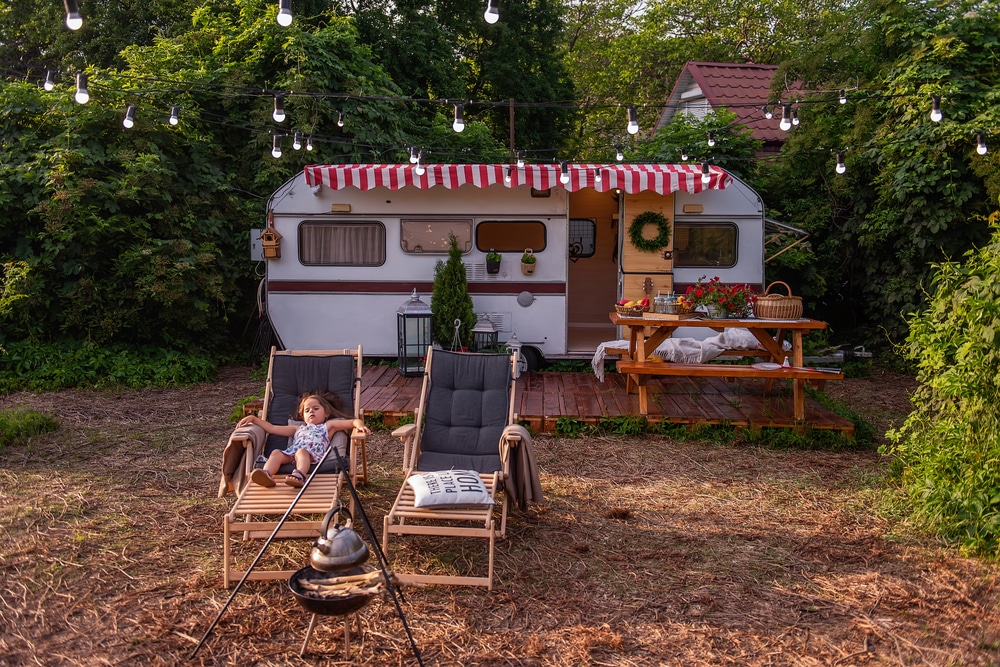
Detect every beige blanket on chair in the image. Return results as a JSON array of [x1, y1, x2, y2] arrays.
[[500, 424, 544, 511], [218, 424, 266, 497]]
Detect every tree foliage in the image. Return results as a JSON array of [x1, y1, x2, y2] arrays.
[[431, 234, 476, 349], [885, 213, 1000, 556]]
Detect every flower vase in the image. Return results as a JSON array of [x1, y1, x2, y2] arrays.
[[704, 304, 728, 319]]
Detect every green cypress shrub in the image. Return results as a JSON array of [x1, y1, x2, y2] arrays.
[[431, 234, 475, 349]]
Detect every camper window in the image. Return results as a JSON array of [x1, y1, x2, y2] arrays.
[[673, 222, 738, 268], [400, 220, 472, 253], [475, 221, 546, 254], [299, 221, 386, 266]]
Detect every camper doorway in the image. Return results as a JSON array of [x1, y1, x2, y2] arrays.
[[566, 190, 618, 353]]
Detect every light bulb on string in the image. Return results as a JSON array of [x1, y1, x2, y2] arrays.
[[930, 95, 943, 122], [594, 168, 602, 184], [779, 104, 792, 131], [305, 135, 313, 151], [626, 106, 639, 135], [977, 132, 988, 155], [707, 131, 715, 147], [701, 161, 711, 186], [169, 106, 180, 125], [409, 146, 419, 164], [415, 151, 426, 176], [293, 131, 302, 150], [452, 103, 465, 133], [74, 73, 89, 104], [483, 0, 499, 24], [337, 111, 345, 128], [504, 167, 512, 184], [792, 108, 800, 126], [122, 105, 136, 129], [763, 105, 772, 119], [277, 0, 293, 26], [560, 161, 570, 185], [271, 135, 282, 158], [272, 94, 286, 123], [516, 150, 525, 169], [64, 0, 83, 30], [43, 70, 55, 91], [839, 89, 847, 104], [835, 151, 846, 175], [681, 148, 689, 161]]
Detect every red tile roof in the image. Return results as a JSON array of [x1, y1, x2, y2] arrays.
[[655, 62, 799, 145]]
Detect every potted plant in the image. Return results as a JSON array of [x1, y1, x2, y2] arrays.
[[485, 249, 502, 275], [684, 275, 756, 318], [520, 249, 536, 275]]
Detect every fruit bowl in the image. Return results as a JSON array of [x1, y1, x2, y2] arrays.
[[615, 304, 649, 316]]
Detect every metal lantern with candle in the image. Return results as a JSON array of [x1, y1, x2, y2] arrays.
[[471, 314, 499, 352], [396, 289, 432, 376]]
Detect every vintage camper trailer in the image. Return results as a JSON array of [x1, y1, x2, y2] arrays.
[[259, 163, 765, 368]]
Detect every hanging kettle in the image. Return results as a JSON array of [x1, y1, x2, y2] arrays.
[[310, 503, 370, 572]]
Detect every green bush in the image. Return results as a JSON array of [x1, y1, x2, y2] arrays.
[[885, 217, 1000, 557], [0, 340, 216, 392], [0, 409, 59, 451]]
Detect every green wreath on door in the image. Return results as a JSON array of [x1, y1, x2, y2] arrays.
[[628, 211, 671, 253]]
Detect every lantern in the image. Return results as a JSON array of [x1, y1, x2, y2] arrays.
[[397, 290, 433, 376], [471, 314, 499, 352]]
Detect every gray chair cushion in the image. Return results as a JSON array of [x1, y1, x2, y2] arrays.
[[416, 351, 511, 474], [261, 354, 356, 473]]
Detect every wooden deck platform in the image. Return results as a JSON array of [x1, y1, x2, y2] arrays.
[[360, 365, 855, 437]]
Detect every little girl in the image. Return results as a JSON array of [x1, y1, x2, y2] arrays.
[[237, 393, 369, 488]]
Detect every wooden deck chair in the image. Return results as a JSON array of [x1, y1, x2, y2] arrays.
[[382, 347, 519, 590], [222, 347, 367, 587]]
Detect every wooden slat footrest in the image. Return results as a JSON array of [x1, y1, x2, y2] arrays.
[[616, 360, 843, 381]]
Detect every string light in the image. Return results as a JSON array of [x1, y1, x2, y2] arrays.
[[271, 135, 282, 158], [680, 148, 688, 161], [484, 0, 499, 24], [409, 146, 419, 164], [779, 104, 792, 131], [792, 108, 800, 126], [169, 105, 180, 125], [415, 151, 426, 175], [337, 111, 345, 128], [277, 0, 293, 26], [701, 161, 711, 186], [452, 103, 465, 132], [306, 135, 313, 151], [293, 131, 302, 150], [615, 146, 624, 162], [63, 0, 83, 30], [839, 89, 847, 104], [559, 160, 570, 184], [516, 150, 525, 168], [594, 168, 602, 184], [835, 151, 846, 174], [272, 94, 286, 123], [122, 105, 136, 129], [74, 73, 89, 104], [762, 105, 772, 119], [976, 132, 988, 155], [930, 95, 942, 122], [626, 106, 639, 135], [504, 166, 512, 183], [43, 70, 55, 91], [707, 131, 715, 147]]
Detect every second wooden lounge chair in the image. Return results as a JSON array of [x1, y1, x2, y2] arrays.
[[382, 347, 521, 590]]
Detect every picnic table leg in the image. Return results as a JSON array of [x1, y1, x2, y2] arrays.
[[792, 331, 805, 421]]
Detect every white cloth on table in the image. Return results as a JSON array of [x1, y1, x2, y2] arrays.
[[591, 328, 791, 381]]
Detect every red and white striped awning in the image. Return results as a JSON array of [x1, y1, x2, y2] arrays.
[[303, 163, 731, 194]]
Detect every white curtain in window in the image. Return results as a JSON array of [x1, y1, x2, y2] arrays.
[[301, 223, 385, 265]]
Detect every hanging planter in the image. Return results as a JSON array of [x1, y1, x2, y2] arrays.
[[628, 211, 671, 253], [520, 249, 536, 275]]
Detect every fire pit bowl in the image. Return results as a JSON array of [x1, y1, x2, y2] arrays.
[[289, 565, 380, 616]]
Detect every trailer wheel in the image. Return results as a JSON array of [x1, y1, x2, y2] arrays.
[[517, 346, 543, 374]]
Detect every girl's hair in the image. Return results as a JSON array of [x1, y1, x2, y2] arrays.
[[295, 391, 351, 420]]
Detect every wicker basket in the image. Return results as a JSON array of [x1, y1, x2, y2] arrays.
[[615, 304, 649, 317], [753, 281, 803, 319]]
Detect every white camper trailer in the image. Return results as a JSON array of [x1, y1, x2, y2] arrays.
[[260, 163, 765, 368]]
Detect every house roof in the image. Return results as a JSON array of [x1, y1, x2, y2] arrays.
[[654, 62, 794, 144]]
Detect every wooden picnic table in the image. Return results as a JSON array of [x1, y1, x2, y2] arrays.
[[609, 312, 841, 420]]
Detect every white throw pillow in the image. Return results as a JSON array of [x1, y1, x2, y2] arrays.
[[407, 470, 494, 508]]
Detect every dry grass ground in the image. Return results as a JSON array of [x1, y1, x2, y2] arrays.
[[1, 366, 998, 666]]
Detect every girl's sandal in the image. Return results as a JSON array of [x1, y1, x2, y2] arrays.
[[285, 470, 305, 488], [251, 469, 276, 488]]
